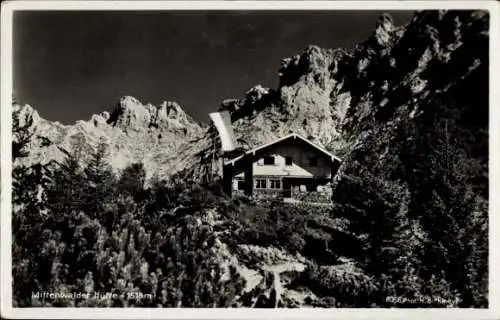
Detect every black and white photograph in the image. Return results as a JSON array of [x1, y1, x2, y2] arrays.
[[1, 1, 499, 319]]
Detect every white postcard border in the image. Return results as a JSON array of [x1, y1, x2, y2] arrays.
[[1, 1, 499, 319]]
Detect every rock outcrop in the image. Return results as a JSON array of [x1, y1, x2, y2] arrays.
[[13, 10, 488, 184], [11, 9, 489, 308], [13, 96, 205, 181]]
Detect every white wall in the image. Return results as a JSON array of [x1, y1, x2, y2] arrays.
[[233, 141, 332, 179]]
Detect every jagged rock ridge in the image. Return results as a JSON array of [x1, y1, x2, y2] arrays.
[[14, 10, 488, 184], [213, 10, 487, 157], [12, 10, 489, 307], [13, 96, 205, 181]]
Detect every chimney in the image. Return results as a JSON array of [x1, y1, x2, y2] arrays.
[[209, 110, 237, 152]]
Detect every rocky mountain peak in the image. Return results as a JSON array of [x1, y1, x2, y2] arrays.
[[159, 100, 192, 123], [279, 45, 335, 89], [120, 95, 141, 107], [220, 98, 241, 112], [13, 94, 206, 181], [13, 10, 488, 188], [244, 85, 270, 105], [373, 13, 397, 47], [13, 103, 42, 128], [106, 96, 200, 132], [376, 13, 395, 32], [107, 95, 148, 128]]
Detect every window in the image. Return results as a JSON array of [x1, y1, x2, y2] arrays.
[[307, 183, 316, 192], [255, 179, 267, 189], [308, 156, 318, 167], [263, 156, 275, 165], [270, 179, 281, 189], [285, 156, 293, 166], [237, 180, 245, 190]]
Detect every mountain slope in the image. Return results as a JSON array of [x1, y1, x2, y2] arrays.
[[13, 10, 489, 193], [13, 96, 205, 181], [11, 9, 489, 308], [204, 11, 489, 307], [176, 11, 483, 188], [217, 11, 487, 155]]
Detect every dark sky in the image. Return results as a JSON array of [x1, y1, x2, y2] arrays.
[[14, 10, 414, 124]]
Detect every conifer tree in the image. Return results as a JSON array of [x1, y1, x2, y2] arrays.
[[118, 162, 147, 202], [82, 138, 116, 218], [12, 103, 34, 160]]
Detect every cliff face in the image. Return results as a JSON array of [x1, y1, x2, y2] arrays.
[[13, 10, 488, 184], [11, 9, 489, 308], [336, 11, 488, 147], [13, 96, 205, 181], [214, 10, 488, 307], [216, 10, 487, 166]]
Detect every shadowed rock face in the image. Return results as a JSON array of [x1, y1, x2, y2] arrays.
[[13, 10, 489, 184], [219, 10, 488, 158], [11, 11, 489, 307]]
